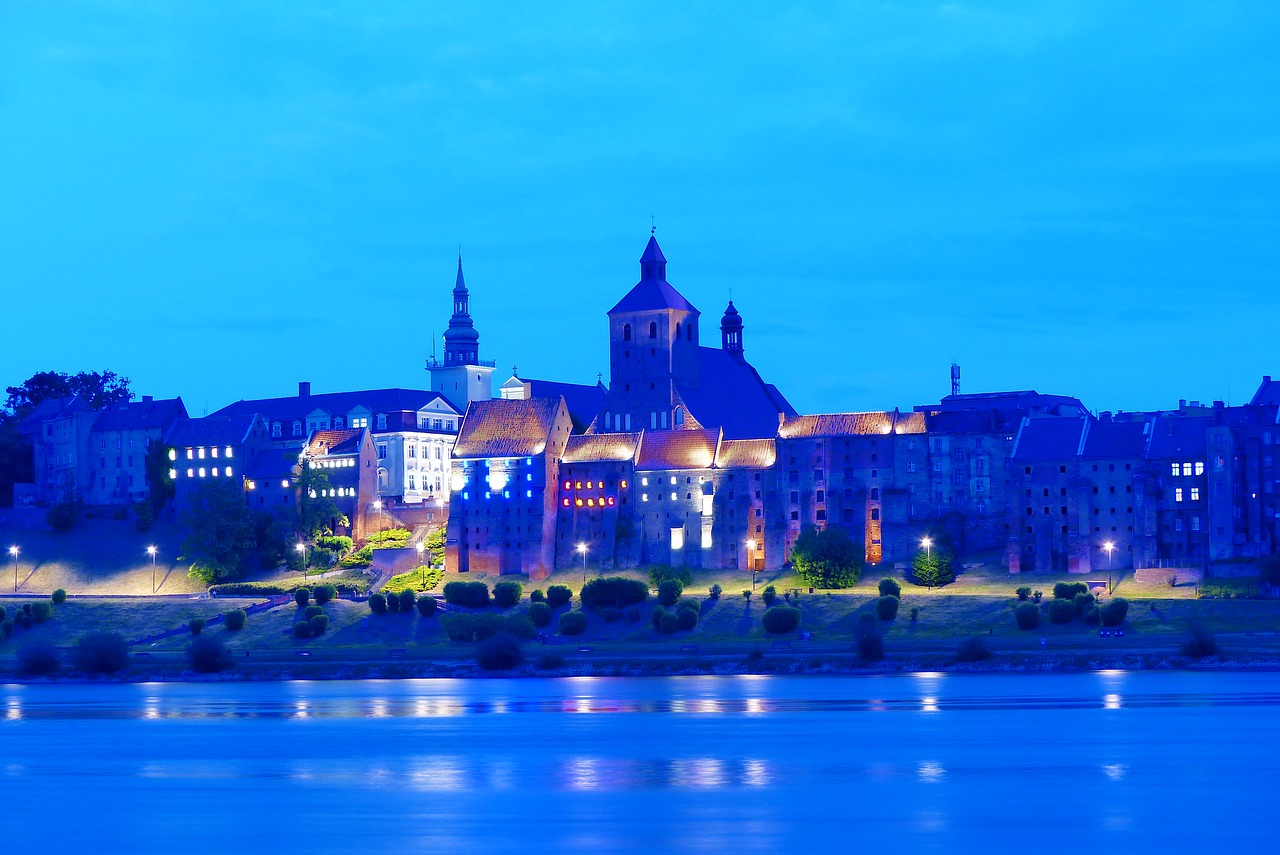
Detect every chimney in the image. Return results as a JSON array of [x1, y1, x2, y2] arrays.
[[299, 382, 311, 398], [142, 395, 153, 404], [1179, 399, 1186, 409], [1265, 376, 1273, 384]]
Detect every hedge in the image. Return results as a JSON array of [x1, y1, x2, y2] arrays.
[[443, 581, 491, 608], [441, 613, 536, 642], [581, 577, 648, 610], [493, 581, 524, 609], [1014, 602, 1040, 630]]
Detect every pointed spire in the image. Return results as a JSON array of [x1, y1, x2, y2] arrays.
[[639, 235, 667, 281], [454, 254, 467, 294], [721, 299, 744, 359]]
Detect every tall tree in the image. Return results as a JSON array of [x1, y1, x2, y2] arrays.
[[295, 462, 345, 540], [180, 480, 257, 584], [790, 525, 863, 589], [5, 369, 132, 417]]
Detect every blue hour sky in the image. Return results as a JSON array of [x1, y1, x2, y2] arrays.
[[2, 2, 1278, 417]]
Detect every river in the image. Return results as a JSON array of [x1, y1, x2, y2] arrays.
[[1, 671, 1277, 852]]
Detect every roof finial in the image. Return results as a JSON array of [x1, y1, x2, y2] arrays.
[[650, 214, 655, 235], [512, 364, 518, 377]]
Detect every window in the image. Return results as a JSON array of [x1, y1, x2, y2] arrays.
[[674, 406, 684, 426], [670, 527, 684, 549], [292, 422, 302, 437], [272, 423, 282, 438], [1191, 516, 1201, 531], [376, 414, 387, 430], [648, 322, 657, 339], [623, 324, 632, 341], [1175, 518, 1183, 532], [1171, 463, 1179, 477], [1175, 487, 1184, 502], [377, 444, 387, 460], [351, 417, 368, 429], [870, 508, 880, 521], [870, 487, 879, 499], [1191, 487, 1200, 501]]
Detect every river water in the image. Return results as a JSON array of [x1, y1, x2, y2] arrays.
[[2, 671, 1278, 852]]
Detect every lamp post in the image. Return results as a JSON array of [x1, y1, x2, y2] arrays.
[[576, 542, 588, 587], [373, 498, 383, 533], [1103, 540, 1115, 595], [921, 536, 933, 559], [296, 542, 307, 581], [746, 539, 758, 589], [147, 545, 158, 594], [416, 541, 426, 588], [8, 545, 18, 593]]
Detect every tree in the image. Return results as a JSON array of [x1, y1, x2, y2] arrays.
[[144, 441, 175, 514], [790, 525, 862, 589], [295, 461, 345, 540], [180, 479, 257, 584], [912, 548, 955, 590], [5, 370, 132, 417]]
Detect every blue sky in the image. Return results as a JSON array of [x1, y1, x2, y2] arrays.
[[2, 2, 1278, 416]]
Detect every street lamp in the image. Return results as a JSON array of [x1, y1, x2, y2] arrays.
[[576, 542, 588, 586], [147, 545, 158, 594], [416, 541, 426, 588], [1103, 540, 1115, 595], [373, 498, 383, 532], [296, 542, 307, 580], [921, 536, 933, 558], [8, 545, 18, 593], [746, 539, 758, 589]]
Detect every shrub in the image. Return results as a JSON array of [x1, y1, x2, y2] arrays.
[[878, 578, 902, 598], [955, 636, 993, 663], [855, 613, 883, 661], [546, 585, 573, 608], [0, 620, 12, 638], [386, 590, 401, 612], [1049, 599, 1076, 624], [477, 632, 524, 670], [600, 606, 623, 623], [308, 614, 329, 635], [1053, 581, 1088, 600], [493, 581, 523, 608], [51, 588, 67, 605], [133, 499, 154, 532], [1100, 598, 1129, 627], [528, 601, 552, 627], [1169, 573, 1178, 588], [366, 527, 412, 548], [187, 635, 232, 672], [441, 614, 536, 642], [17, 639, 60, 676], [294, 587, 310, 607], [1033, 590, 1043, 603], [416, 595, 438, 617], [293, 621, 312, 638], [652, 606, 666, 630], [648, 566, 693, 587], [304, 605, 323, 620], [317, 535, 353, 553], [313, 583, 337, 605], [558, 611, 587, 636], [709, 583, 722, 599], [398, 589, 417, 612], [225, 609, 247, 631], [1072, 592, 1095, 616], [581, 577, 648, 610], [30, 601, 52, 623], [677, 606, 698, 630], [46, 499, 81, 532], [761, 585, 777, 606], [1181, 624, 1219, 658], [530, 589, 545, 603], [339, 544, 374, 568], [368, 594, 387, 615], [791, 525, 862, 588], [1014, 602, 1040, 630], [1015, 586, 1032, 601], [875, 595, 900, 621], [189, 618, 206, 636], [658, 611, 678, 633], [443, 581, 491, 608], [657, 579, 684, 607], [74, 631, 129, 674], [761, 606, 801, 634], [15, 611, 32, 629]]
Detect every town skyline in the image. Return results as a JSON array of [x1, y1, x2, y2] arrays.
[[5, 3, 1279, 416]]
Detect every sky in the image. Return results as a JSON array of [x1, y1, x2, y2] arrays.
[[2, 2, 1279, 417]]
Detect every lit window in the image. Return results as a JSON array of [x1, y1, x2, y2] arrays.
[[1170, 463, 1179, 477], [1191, 487, 1200, 501], [210, 468, 218, 477], [670, 527, 684, 550], [670, 492, 677, 501], [186, 449, 193, 460], [607, 497, 615, 506], [1182, 462, 1192, 476], [198, 447, 205, 459], [620, 480, 628, 489], [575, 481, 582, 490], [167, 449, 176, 461], [247, 480, 256, 490], [225, 446, 233, 458], [586, 481, 593, 489], [526, 490, 532, 498], [563, 498, 571, 507], [168, 468, 177, 479], [575, 498, 584, 507], [281, 480, 289, 489], [1195, 461, 1204, 475], [503, 490, 510, 499], [670, 476, 677, 485], [187, 468, 193, 477], [587, 499, 595, 507], [701, 530, 712, 549], [564, 481, 572, 490], [211, 447, 219, 458], [642, 477, 648, 486], [484, 491, 491, 500], [198, 467, 206, 477], [1175, 487, 1184, 502], [642, 493, 649, 502]]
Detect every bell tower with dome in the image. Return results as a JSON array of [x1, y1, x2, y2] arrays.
[[427, 256, 495, 411]]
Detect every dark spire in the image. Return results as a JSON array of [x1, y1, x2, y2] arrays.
[[639, 235, 667, 281], [443, 256, 480, 366], [720, 299, 744, 360]]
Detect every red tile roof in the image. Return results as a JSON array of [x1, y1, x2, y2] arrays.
[[778, 411, 898, 438], [714, 438, 776, 469], [562, 432, 641, 464], [453, 397, 563, 459], [635, 429, 719, 471], [305, 428, 365, 457]]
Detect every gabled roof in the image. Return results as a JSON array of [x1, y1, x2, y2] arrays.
[[715, 438, 776, 469], [520, 379, 607, 433], [91, 397, 187, 433], [165, 414, 261, 448], [674, 347, 796, 439], [561, 432, 642, 464], [916, 390, 1088, 420], [453, 397, 564, 459], [1080, 419, 1148, 459], [1145, 415, 1208, 459], [635, 428, 719, 471], [1011, 417, 1087, 461], [1249, 376, 1280, 407], [17, 396, 89, 435], [305, 428, 366, 457], [212, 388, 458, 422], [778, 410, 921, 439]]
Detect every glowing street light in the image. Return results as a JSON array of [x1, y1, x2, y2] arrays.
[[147, 545, 158, 594], [746, 539, 758, 589], [921, 536, 933, 558], [576, 542, 588, 586], [8, 545, 18, 593], [373, 498, 384, 532], [1103, 540, 1115, 595], [296, 542, 307, 580], [416, 541, 426, 588]]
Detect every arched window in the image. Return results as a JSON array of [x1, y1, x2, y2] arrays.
[[648, 321, 657, 339], [623, 324, 631, 341], [604, 411, 612, 430], [674, 406, 684, 426]]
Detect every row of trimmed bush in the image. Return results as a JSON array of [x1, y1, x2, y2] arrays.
[[369, 590, 438, 617], [1014, 597, 1130, 629]]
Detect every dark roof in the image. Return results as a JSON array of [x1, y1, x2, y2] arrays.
[[521, 379, 607, 433], [1080, 420, 1148, 459], [245, 449, 297, 480], [608, 238, 698, 315], [17, 396, 89, 435], [675, 347, 797, 439], [562, 433, 641, 464], [1249, 376, 1280, 407], [306, 429, 366, 457], [1145, 415, 1208, 459], [1012, 417, 1087, 461], [165, 414, 260, 448], [91, 397, 187, 432], [212, 387, 458, 422], [917, 391, 1088, 419], [635, 429, 719, 471], [453, 397, 564, 459]]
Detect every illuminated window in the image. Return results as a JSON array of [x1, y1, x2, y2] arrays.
[[526, 474, 532, 481], [642, 493, 649, 502], [563, 498, 571, 507], [198, 447, 206, 459], [1182, 462, 1192, 476], [484, 491, 491, 500], [526, 490, 532, 498], [670, 527, 684, 549], [225, 446, 233, 458], [607, 497, 615, 506], [1195, 461, 1204, 475], [187, 468, 193, 478], [564, 481, 571, 490], [221, 467, 230, 477], [1170, 463, 1179, 477], [620, 480, 628, 489], [670, 476, 677, 485], [575, 498, 584, 507], [1191, 487, 1200, 501], [701, 530, 712, 549], [167, 449, 176, 461], [247, 480, 255, 490], [168, 468, 177, 479], [281, 480, 289, 489], [211, 447, 218, 458], [186, 448, 193, 460], [1175, 487, 1184, 502], [670, 492, 677, 501], [575, 481, 582, 490], [503, 490, 510, 499], [642, 477, 649, 486], [586, 481, 593, 489], [198, 467, 206, 477], [587, 499, 595, 507]]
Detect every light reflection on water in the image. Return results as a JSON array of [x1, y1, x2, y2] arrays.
[[1, 672, 1279, 851]]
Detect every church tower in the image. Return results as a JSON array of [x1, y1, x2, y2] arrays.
[[427, 256, 495, 411], [720, 300, 744, 362], [599, 234, 700, 433]]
